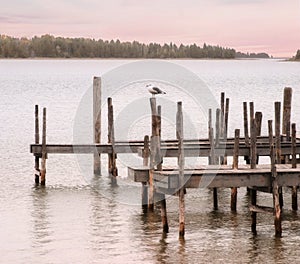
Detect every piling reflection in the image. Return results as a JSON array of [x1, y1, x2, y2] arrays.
[[30, 186, 53, 255]]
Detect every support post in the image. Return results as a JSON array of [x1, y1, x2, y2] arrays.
[[282, 87, 292, 137], [142, 135, 149, 210], [40, 108, 46, 186], [108, 97, 117, 185], [231, 129, 240, 212], [269, 120, 282, 237], [250, 113, 257, 234], [215, 108, 220, 147], [177, 102, 185, 238], [93, 76, 101, 175], [243, 102, 250, 147], [275, 102, 283, 208], [34, 105, 40, 185], [221, 92, 225, 138], [149, 98, 159, 211], [292, 123, 298, 210], [209, 114, 217, 210]]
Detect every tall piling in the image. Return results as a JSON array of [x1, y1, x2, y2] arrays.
[[291, 123, 298, 210], [142, 135, 149, 210], [177, 102, 185, 238], [93, 76, 101, 175], [108, 97, 118, 185], [34, 105, 40, 184], [40, 108, 47, 186], [231, 129, 240, 212]]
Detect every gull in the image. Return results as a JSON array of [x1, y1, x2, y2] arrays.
[[146, 84, 166, 97]]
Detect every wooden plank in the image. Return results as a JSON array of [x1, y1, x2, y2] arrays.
[[249, 205, 273, 214], [30, 142, 300, 157]]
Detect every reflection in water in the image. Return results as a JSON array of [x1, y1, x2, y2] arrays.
[[31, 187, 53, 256]]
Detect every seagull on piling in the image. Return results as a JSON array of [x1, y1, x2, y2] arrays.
[[146, 84, 166, 97]]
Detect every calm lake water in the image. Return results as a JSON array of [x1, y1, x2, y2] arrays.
[[1, 59, 300, 264]]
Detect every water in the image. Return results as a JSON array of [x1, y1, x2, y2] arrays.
[[1, 59, 300, 263]]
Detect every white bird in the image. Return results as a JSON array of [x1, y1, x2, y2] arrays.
[[146, 84, 166, 97]]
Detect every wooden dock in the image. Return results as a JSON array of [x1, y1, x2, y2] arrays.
[[30, 79, 299, 238]]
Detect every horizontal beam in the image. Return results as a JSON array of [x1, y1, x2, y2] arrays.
[[128, 164, 300, 189], [31, 141, 300, 156]]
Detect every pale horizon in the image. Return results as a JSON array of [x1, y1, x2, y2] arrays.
[[1, 0, 300, 57]]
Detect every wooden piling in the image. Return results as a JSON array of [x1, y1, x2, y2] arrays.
[[250, 114, 257, 234], [177, 102, 185, 238], [291, 123, 298, 210], [108, 97, 118, 184], [215, 108, 221, 147], [269, 119, 282, 237], [272, 162, 282, 237], [142, 135, 149, 209], [93, 76, 101, 175], [34, 105, 40, 184], [221, 92, 225, 138], [249, 102, 254, 121], [209, 120, 218, 210], [40, 108, 46, 186], [250, 115, 257, 169], [275, 102, 283, 207], [255, 112, 262, 137], [243, 102, 250, 147], [282, 87, 292, 136], [149, 98, 159, 211], [230, 129, 239, 212]]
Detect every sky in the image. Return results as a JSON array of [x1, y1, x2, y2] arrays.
[[1, 0, 300, 57]]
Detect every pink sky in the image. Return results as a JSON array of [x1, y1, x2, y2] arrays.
[[1, 0, 300, 57]]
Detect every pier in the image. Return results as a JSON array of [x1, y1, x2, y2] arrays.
[[30, 80, 300, 238]]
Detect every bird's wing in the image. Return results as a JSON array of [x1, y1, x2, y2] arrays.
[[153, 87, 162, 93]]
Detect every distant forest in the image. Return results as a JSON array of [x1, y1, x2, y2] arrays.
[[0, 34, 270, 59], [292, 50, 300, 60]]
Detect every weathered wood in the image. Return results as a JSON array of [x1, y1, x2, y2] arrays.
[[142, 135, 150, 209], [282, 87, 292, 135], [130, 164, 300, 188], [221, 92, 225, 138], [249, 205, 274, 214], [249, 102, 254, 121], [108, 98, 117, 184], [233, 129, 240, 170], [157, 105, 162, 171], [30, 141, 300, 157], [215, 108, 221, 147], [160, 194, 169, 233], [34, 105, 40, 184], [275, 102, 284, 207], [250, 116, 257, 169], [224, 98, 230, 141], [292, 123, 297, 168], [255, 112, 262, 137], [149, 98, 159, 211], [291, 123, 298, 210], [143, 135, 150, 167], [93, 76, 101, 175], [177, 102, 185, 237], [272, 166, 282, 237], [40, 108, 46, 186], [275, 102, 281, 163], [250, 189, 257, 235], [243, 102, 250, 147], [231, 129, 240, 212]]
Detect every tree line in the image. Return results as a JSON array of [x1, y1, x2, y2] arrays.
[[0, 34, 269, 59], [293, 50, 300, 60]]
